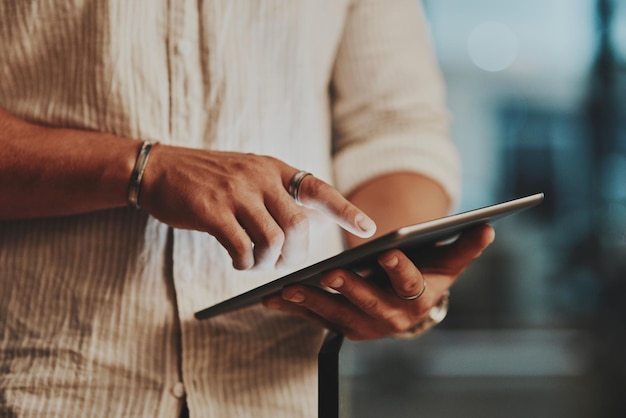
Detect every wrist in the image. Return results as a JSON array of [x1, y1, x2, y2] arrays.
[[395, 291, 450, 339], [127, 140, 159, 209]]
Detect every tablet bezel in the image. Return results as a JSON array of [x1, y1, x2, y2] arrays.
[[194, 192, 544, 319]]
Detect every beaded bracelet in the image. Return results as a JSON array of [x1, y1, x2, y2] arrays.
[[128, 140, 158, 209]]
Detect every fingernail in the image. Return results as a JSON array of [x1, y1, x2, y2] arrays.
[[283, 289, 305, 303], [356, 213, 376, 233], [322, 276, 344, 289], [382, 256, 398, 268]]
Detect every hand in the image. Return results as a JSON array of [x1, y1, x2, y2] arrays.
[[263, 224, 495, 340], [0, 108, 375, 270], [140, 145, 376, 270]]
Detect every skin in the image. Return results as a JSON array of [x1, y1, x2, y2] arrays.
[[263, 173, 495, 341], [1, 107, 494, 341], [0, 107, 376, 270]]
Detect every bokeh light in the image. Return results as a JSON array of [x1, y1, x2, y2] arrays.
[[467, 21, 518, 72]]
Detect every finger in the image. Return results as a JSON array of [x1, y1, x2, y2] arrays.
[[263, 294, 385, 341], [294, 175, 376, 239], [264, 286, 425, 340], [320, 270, 397, 318], [378, 250, 438, 308], [262, 294, 339, 331], [319, 269, 420, 330], [281, 286, 371, 333], [207, 214, 255, 270], [418, 224, 495, 276], [265, 192, 310, 269], [236, 204, 285, 269]]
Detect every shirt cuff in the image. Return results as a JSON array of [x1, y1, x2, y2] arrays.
[[332, 134, 461, 209]]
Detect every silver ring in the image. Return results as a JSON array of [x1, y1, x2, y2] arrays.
[[395, 291, 449, 339], [288, 171, 312, 205], [397, 277, 426, 301]]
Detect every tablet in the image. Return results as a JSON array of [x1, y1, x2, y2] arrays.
[[195, 192, 544, 319]]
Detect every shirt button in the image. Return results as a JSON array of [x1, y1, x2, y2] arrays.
[[171, 382, 186, 399], [175, 39, 193, 56]]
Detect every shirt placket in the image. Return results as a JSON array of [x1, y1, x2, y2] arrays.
[[167, 0, 203, 148], [163, 0, 204, 415]]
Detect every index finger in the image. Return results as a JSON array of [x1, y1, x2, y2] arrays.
[[296, 175, 377, 238]]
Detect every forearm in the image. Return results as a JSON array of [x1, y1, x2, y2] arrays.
[[0, 108, 138, 219], [344, 172, 450, 248], [0, 107, 378, 270]]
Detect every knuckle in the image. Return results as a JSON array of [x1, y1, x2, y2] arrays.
[[359, 297, 380, 313], [339, 203, 355, 222], [215, 230, 251, 262], [261, 227, 285, 249], [261, 154, 282, 168], [229, 238, 252, 260], [285, 211, 309, 233], [388, 315, 412, 334], [272, 231, 287, 249], [216, 176, 237, 194], [401, 279, 422, 295], [411, 300, 432, 317], [237, 154, 274, 178]]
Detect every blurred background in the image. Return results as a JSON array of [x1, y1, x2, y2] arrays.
[[339, 0, 626, 416]]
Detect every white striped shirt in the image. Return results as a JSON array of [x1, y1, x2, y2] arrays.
[[0, 1, 459, 416]]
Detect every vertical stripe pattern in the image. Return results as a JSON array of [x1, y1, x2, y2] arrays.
[[0, 0, 458, 417]]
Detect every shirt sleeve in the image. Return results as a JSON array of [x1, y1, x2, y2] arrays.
[[331, 0, 461, 206]]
